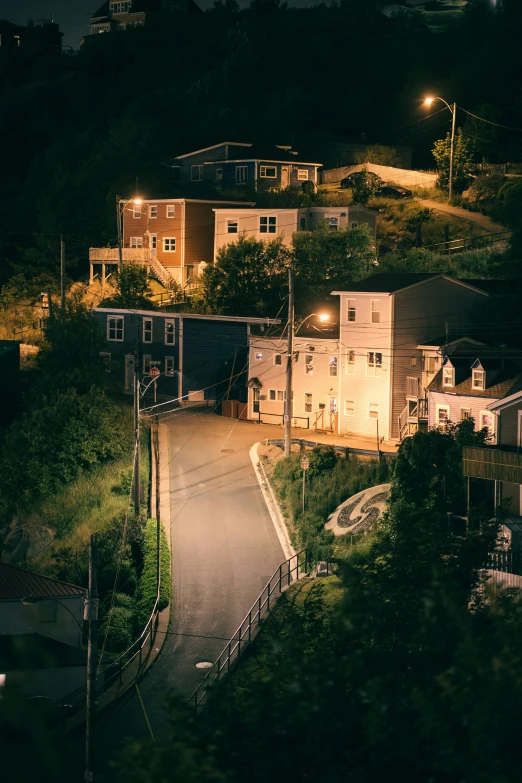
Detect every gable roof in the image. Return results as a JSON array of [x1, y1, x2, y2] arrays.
[[417, 336, 486, 350], [488, 389, 522, 412], [332, 273, 489, 296], [174, 142, 252, 160], [0, 562, 85, 600], [428, 358, 522, 399]]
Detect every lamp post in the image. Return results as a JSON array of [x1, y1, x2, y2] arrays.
[[115, 195, 142, 267], [424, 96, 457, 203], [283, 303, 330, 458]]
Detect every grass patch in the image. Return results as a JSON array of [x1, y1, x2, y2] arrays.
[[136, 518, 170, 626]]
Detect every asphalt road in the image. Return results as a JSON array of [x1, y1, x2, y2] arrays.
[[89, 410, 285, 777]]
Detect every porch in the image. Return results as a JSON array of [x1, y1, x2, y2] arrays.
[[88, 247, 198, 290], [398, 376, 428, 441]]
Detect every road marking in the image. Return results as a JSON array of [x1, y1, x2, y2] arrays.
[[135, 684, 155, 742]]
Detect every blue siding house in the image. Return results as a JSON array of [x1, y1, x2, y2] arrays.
[[93, 308, 278, 404]]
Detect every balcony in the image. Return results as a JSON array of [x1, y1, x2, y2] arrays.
[[398, 397, 428, 441], [463, 446, 522, 483], [89, 247, 149, 262]]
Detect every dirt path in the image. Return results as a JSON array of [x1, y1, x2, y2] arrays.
[[417, 198, 506, 234]]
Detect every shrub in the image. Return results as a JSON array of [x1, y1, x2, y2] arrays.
[[307, 445, 338, 477], [102, 605, 134, 653], [136, 518, 170, 628]]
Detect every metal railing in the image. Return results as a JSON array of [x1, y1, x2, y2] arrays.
[[188, 549, 309, 713], [256, 411, 310, 429]]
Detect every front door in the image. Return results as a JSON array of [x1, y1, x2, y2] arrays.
[[125, 354, 135, 394], [150, 234, 157, 258], [252, 387, 260, 416], [281, 166, 289, 189]]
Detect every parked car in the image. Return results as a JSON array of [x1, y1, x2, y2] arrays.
[[340, 171, 383, 189], [377, 185, 413, 199]]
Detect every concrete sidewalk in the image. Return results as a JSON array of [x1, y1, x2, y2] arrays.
[[252, 420, 398, 455], [417, 198, 505, 234]]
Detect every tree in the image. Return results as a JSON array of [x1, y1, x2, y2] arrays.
[[349, 167, 382, 205], [404, 206, 433, 246], [201, 235, 290, 317], [101, 262, 155, 310], [432, 128, 474, 194], [355, 144, 400, 167]]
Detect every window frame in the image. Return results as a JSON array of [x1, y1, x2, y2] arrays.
[[227, 220, 238, 234], [274, 353, 283, 366], [165, 356, 175, 376], [130, 236, 143, 248], [164, 319, 176, 346], [366, 351, 383, 377], [460, 408, 472, 421], [472, 369, 485, 390], [299, 217, 307, 231], [133, 204, 141, 219], [142, 317, 153, 344], [346, 349, 355, 374], [305, 354, 314, 375], [163, 237, 176, 252], [371, 299, 380, 324], [268, 389, 276, 401], [344, 400, 354, 416], [479, 410, 495, 441], [297, 169, 309, 181], [107, 316, 124, 342], [260, 165, 277, 178], [259, 216, 277, 234], [329, 355, 338, 377], [442, 367, 454, 387], [369, 403, 379, 419], [143, 354, 152, 375], [149, 205, 158, 218], [166, 204, 175, 218], [191, 164, 203, 182], [436, 404, 450, 429], [326, 216, 339, 231], [347, 298, 356, 322], [304, 392, 313, 413], [236, 165, 248, 185]]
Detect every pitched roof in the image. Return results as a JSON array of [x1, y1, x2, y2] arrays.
[[333, 273, 442, 294], [427, 358, 522, 399], [417, 336, 485, 350], [0, 562, 85, 600]]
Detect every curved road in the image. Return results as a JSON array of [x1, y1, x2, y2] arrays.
[[91, 410, 285, 775]]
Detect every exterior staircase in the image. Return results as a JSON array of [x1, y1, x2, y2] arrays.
[[147, 255, 174, 287]]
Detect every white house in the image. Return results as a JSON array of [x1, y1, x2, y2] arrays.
[[213, 205, 377, 260]]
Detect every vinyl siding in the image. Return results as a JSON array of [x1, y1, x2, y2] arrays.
[[214, 209, 298, 258], [428, 390, 498, 442], [182, 319, 248, 402], [391, 278, 487, 440], [122, 199, 184, 269], [499, 404, 522, 447], [184, 201, 225, 267]]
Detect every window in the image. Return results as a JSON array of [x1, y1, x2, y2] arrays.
[[256, 352, 262, 360], [297, 169, 308, 181], [371, 299, 380, 323], [143, 318, 153, 343], [166, 204, 175, 218], [443, 367, 454, 387], [367, 351, 383, 377], [436, 405, 450, 429], [165, 356, 175, 376], [427, 356, 437, 374], [344, 400, 354, 416], [347, 298, 356, 322], [472, 369, 485, 390], [130, 236, 143, 248], [191, 164, 203, 182], [326, 216, 339, 231], [172, 166, 181, 181], [38, 600, 57, 624], [269, 389, 276, 400], [460, 408, 472, 421], [277, 390, 284, 401], [274, 353, 283, 365], [110, 1, 131, 12], [260, 216, 277, 234], [351, 222, 358, 229], [164, 320, 175, 345], [227, 220, 238, 234], [133, 204, 141, 218], [346, 350, 355, 374], [299, 217, 306, 230], [150, 205, 157, 218], [216, 168, 223, 180], [304, 393, 313, 413], [369, 403, 379, 419], [410, 357, 417, 367], [107, 316, 124, 341], [480, 410, 495, 441], [236, 166, 248, 185], [269, 390, 284, 401], [305, 355, 314, 375], [329, 356, 338, 376], [99, 352, 111, 372], [117, 23, 126, 30], [163, 238, 176, 252], [143, 354, 152, 375], [260, 165, 277, 178]]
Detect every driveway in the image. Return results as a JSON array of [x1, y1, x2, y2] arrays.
[[89, 410, 285, 777]]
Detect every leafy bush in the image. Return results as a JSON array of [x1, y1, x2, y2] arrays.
[[102, 605, 134, 653], [307, 445, 338, 477], [136, 518, 170, 627]]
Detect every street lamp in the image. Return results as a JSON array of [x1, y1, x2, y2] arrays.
[[424, 95, 457, 203], [115, 195, 142, 266], [284, 307, 330, 458]]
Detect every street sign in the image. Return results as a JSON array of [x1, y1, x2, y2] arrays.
[[149, 367, 160, 379], [300, 455, 310, 470]]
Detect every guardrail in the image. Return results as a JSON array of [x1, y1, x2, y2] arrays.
[[188, 549, 309, 714], [266, 437, 396, 459]]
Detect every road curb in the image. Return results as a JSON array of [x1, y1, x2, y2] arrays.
[[249, 442, 295, 561]]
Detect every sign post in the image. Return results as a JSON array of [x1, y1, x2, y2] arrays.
[[150, 365, 160, 404], [300, 454, 310, 513]]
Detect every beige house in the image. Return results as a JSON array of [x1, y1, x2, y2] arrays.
[[213, 206, 377, 260]]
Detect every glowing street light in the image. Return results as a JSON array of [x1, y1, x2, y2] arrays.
[[423, 94, 457, 203]]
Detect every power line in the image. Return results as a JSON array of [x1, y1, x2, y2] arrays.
[[458, 106, 522, 133]]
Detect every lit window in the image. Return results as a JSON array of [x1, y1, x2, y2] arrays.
[[346, 350, 355, 374], [260, 216, 277, 234], [260, 166, 277, 178], [165, 357, 175, 376], [274, 353, 283, 365], [143, 318, 153, 343], [304, 393, 312, 413], [347, 298, 356, 322], [216, 168, 223, 180], [371, 299, 380, 324], [297, 169, 308, 181], [130, 236, 142, 248], [164, 320, 175, 345], [472, 369, 485, 390], [150, 205, 157, 218], [460, 409, 471, 421], [143, 354, 152, 375], [436, 405, 450, 429], [326, 216, 339, 231], [133, 204, 141, 218], [344, 400, 354, 416], [236, 166, 248, 185], [166, 205, 175, 218], [163, 238, 176, 252], [329, 356, 338, 376], [480, 410, 495, 441], [227, 220, 238, 234], [191, 165, 203, 182], [367, 351, 383, 377], [443, 368, 454, 387], [369, 403, 378, 419], [305, 355, 313, 375], [107, 316, 124, 341]]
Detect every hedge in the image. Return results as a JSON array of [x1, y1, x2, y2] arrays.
[[136, 518, 170, 628]]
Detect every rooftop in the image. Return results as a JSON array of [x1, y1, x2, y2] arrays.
[[428, 358, 522, 399], [0, 562, 86, 601]]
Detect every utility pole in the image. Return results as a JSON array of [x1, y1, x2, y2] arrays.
[[448, 102, 456, 204], [134, 371, 141, 516], [284, 264, 294, 458], [60, 235, 65, 311], [116, 194, 123, 267], [85, 534, 98, 783]]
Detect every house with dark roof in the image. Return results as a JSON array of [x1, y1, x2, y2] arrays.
[[84, 0, 201, 43], [167, 142, 322, 194]]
